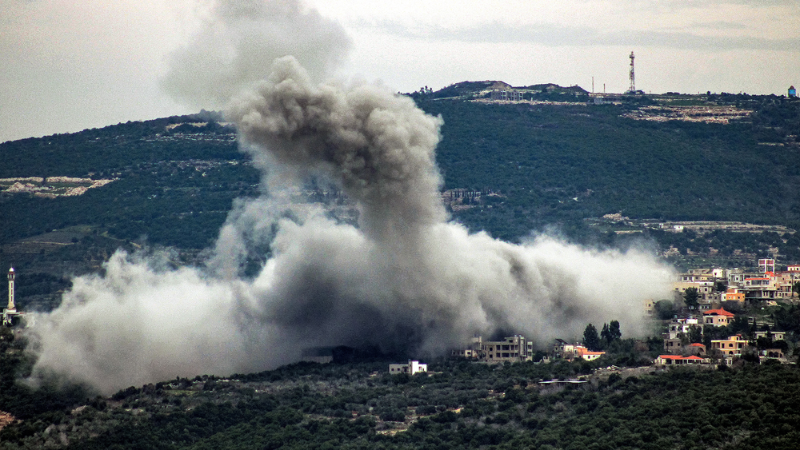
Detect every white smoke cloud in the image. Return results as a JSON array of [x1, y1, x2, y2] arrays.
[[28, 56, 675, 395], [161, 0, 352, 108]]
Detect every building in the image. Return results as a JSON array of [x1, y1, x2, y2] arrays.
[[574, 347, 605, 361], [711, 335, 749, 357], [481, 335, 534, 362], [490, 90, 525, 101], [688, 343, 707, 356], [667, 317, 701, 339], [451, 336, 483, 359], [721, 289, 745, 303], [702, 308, 734, 327], [760, 349, 787, 363], [789, 86, 797, 97], [655, 355, 706, 365], [753, 331, 786, 341], [644, 299, 655, 316], [389, 360, 427, 375], [553, 340, 605, 361], [742, 276, 778, 303], [759, 259, 775, 273]]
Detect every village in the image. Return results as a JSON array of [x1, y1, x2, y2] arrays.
[[390, 257, 800, 376]]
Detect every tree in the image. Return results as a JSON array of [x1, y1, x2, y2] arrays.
[[715, 281, 727, 292], [683, 288, 699, 310], [601, 323, 611, 347], [601, 320, 622, 347], [583, 324, 601, 351], [688, 325, 703, 344], [609, 320, 622, 341], [793, 282, 800, 300], [654, 300, 676, 320]]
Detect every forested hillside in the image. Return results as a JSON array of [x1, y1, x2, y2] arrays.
[[1, 94, 799, 306], [419, 96, 800, 242], [0, 341, 798, 450]]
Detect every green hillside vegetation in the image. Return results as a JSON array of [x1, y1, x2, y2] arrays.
[[1, 92, 799, 305], [1, 334, 799, 450], [419, 96, 800, 242]]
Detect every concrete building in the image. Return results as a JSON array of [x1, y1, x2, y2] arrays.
[[721, 289, 745, 303], [753, 331, 786, 341], [703, 308, 734, 326], [553, 340, 605, 361], [643, 299, 655, 316], [575, 347, 605, 361], [711, 335, 750, 357], [742, 276, 778, 303], [481, 335, 534, 363], [656, 355, 706, 365], [759, 259, 775, 273], [389, 360, 427, 375], [451, 336, 484, 359], [490, 90, 524, 101], [667, 317, 701, 339]]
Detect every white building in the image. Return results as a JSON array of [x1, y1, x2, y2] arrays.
[[389, 360, 427, 375]]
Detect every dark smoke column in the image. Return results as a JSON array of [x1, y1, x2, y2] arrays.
[[228, 56, 446, 242]]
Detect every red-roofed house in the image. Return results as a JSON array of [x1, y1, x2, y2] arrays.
[[575, 346, 605, 361], [688, 343, 707, 356], [703, 308, 734, 326], [656, 355, 705, 365]]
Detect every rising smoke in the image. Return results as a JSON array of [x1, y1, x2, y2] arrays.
[[161, 0, 351, 108], [27, 2, 675, 395]]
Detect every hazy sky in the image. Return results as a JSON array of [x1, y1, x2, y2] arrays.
[[2, 0, 798, 143]]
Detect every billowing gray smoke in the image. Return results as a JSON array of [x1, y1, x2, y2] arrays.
[[161, 0, 351, 108], [28, 56, 674, 395]]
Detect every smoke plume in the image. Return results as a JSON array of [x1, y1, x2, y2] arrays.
[[29, 59, 674, 395], [161, 0, 351, 108]]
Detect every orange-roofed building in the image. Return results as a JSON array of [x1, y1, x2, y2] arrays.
[[575, 346, 605, 361], [721, 289, 745, 303], [656, 355, 705, 365], [688, 343, 707, 356], [703, 308, 734, 326]]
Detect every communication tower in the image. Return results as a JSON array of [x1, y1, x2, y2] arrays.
[[628, 51, 636, 94]]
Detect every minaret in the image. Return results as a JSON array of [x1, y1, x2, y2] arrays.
[[7, 267, 15, 312]]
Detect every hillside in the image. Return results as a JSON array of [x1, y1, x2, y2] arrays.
[[1, 91, 800, 306], [0, 339, 799, 449]]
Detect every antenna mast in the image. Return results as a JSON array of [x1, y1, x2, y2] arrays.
[[628, 51, 635, 94]]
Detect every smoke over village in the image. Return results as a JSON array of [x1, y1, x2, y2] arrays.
[[24, 0, 675, 395]]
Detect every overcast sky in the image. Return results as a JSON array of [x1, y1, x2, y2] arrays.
[[2, 0, 799, 143]]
